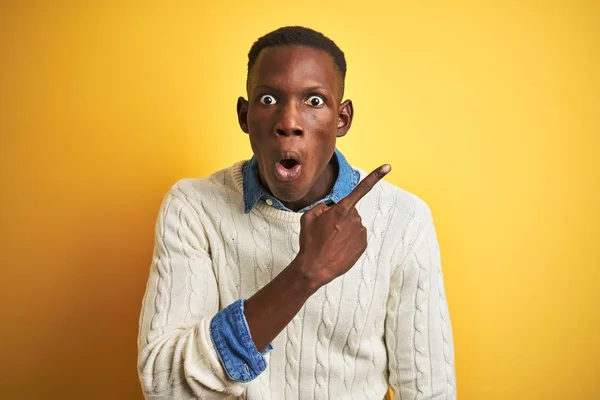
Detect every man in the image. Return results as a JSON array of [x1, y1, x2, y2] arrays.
[[138, 26, 456, 399]]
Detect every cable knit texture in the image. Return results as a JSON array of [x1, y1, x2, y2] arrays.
[[138, 161, 456, 399]]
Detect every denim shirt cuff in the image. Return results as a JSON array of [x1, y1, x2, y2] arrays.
[[210, 299, 273, 382]]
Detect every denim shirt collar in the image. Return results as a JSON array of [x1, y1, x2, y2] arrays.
[[242, 148, 358, 214]]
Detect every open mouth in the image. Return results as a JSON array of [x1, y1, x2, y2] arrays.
[[279, 159, 299, 169], [274, 153, 303, 182]]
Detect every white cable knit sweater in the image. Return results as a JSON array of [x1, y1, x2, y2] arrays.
[[137, 161, 456, 400]]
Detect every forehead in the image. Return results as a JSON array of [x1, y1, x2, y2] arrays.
[[249, 45, 340, 95]]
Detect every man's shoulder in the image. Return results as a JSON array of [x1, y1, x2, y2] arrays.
[[164, 161, 246, 206], [353, 166, 433, 225]]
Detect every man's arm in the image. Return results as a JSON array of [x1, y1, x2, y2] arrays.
[[386, 201, 456, 399], [138, 186, 249, 399], [244, 164, 392, 352]]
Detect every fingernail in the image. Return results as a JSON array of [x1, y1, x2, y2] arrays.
[[381, 164, 391, 174]]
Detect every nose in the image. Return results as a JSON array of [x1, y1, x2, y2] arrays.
[[275, 102, 303, 137]]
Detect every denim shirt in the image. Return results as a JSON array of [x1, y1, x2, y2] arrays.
[[210, 149, 359, 382], [242, 148, 359, 213]]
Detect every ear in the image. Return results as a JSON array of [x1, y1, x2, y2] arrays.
[[336, 99, 353, 138], [237, 97, 249, 134]]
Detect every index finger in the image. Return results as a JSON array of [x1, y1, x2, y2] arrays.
[[336, 164, 391, 213]]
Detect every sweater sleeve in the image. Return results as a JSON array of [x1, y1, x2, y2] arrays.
[[385, 202, 456, 399], [137, 185, 257, 399]]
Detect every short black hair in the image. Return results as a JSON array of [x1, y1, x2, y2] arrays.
[[247, 26, 347, 94]]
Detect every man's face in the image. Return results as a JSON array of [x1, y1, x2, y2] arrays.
[[238, 45, 353, 205]]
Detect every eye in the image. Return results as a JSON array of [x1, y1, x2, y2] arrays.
[[259, 94, 277, 105], [306, 95, 325, 107]]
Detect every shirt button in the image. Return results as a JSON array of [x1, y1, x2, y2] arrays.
[[265, 199, 273, 206]]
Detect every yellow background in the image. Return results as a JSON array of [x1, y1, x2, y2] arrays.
[[1, 1, 599, 399]]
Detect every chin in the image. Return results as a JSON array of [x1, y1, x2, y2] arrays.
[[271, 186, 305, 203], [269, 179, 309, 203]]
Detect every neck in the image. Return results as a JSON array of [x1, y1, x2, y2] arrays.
[[287, 162, 337, 211], [259, 159, 338, 212]]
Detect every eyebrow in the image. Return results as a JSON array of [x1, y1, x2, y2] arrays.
[[304, 86, 331, 94], [254, 84, 278, 92], [254, 84, 331, 94]]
